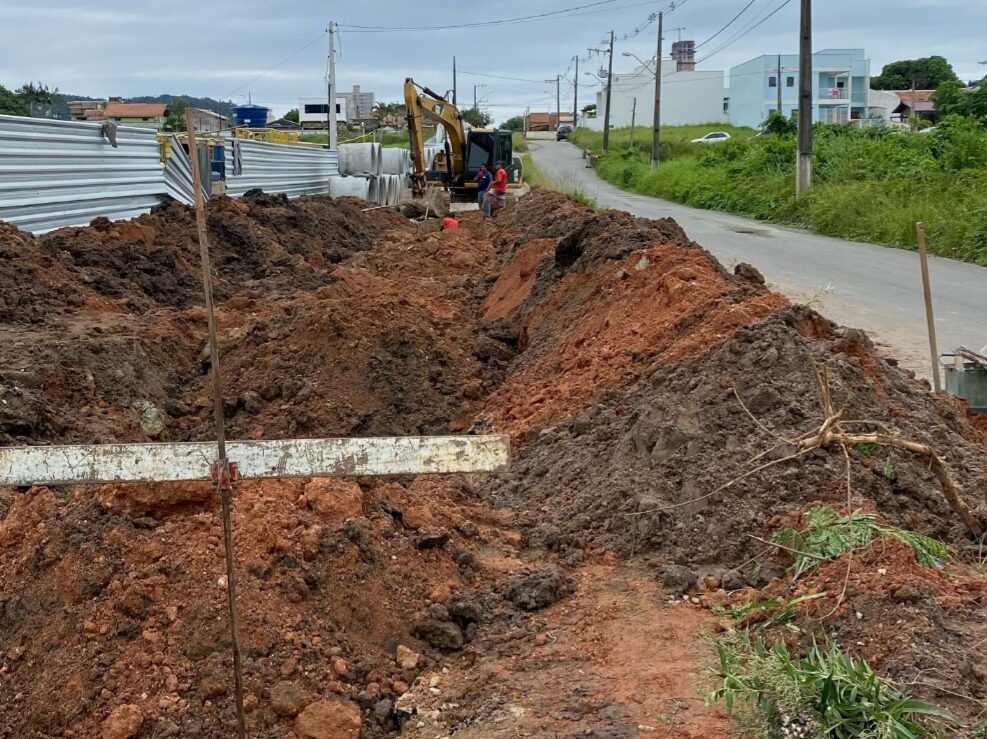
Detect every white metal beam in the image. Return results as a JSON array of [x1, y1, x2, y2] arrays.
[[0, 435, 510, 486]]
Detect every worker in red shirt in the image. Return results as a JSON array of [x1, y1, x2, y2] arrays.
[[440, 214, 459, 231], [491, 161, 508, 210]]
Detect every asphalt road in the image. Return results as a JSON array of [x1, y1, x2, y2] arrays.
[[528, 140, 987, 379]]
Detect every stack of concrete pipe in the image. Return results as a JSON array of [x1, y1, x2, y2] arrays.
[[332, 142, 408, 207]]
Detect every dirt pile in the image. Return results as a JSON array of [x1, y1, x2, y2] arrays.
[[1, 187, 985, 736]]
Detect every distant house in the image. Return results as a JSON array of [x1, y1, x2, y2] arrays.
[[99, 102, 170, 130], [298, 97, 348, 129], [525, 112, 574, 131], [889, 90, 937, 123], [729, 48, 870, 128], [67, 100, 106, 121]]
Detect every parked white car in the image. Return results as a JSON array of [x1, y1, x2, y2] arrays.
[[691, 132, 731, 144]]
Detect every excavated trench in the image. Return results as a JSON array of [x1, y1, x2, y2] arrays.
[[0, 189, 985, 738]]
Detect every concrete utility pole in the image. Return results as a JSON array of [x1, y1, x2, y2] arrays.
[[777, 53, 783, 113], [602, 30, 615, 154], [629, 97, 637, 149], [796, 0, 812, 195], [573, 56, 579, 128], [473, 84, 486, 110], [556, 74, 561, 129], [453, 56, 458, 106], [651, 11, 663, 169], [328, 21, 338, 150]]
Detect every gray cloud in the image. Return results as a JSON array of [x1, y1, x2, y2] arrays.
[[0, 0, 983, 121]]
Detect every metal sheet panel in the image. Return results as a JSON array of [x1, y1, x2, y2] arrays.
[[0, 114, 168, 233], [162, 134, 205, 205], [224, 139, 339, 199]]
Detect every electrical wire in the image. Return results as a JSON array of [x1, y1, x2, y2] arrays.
[[694, 0, 761, 49], [338, 0, 622, 32], [696, 0, 794, 63], [459, 71, 548, 84], [221, 32, 327, 100]]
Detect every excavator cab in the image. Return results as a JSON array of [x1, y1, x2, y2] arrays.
[[463, 129, 520, 189]]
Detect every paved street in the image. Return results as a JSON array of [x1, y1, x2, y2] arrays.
[[529, 140, 987, 379]]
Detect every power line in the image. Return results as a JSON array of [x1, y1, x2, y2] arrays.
[[459, 71, 548, 84], [696, 0, 794, 63], [695, 0, 761, 49], [337, 0, 622, 32], [221, 32, 327, 100]]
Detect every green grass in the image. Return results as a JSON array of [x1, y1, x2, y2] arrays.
[[707, 633, 958, 738], [521, 153, 597, 210], [772, 506, 949, 577], [570, 117, 987, 265], [512, 132, 528, 153]]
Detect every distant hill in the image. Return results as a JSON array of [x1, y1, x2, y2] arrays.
[[125, 95, 234, 117]]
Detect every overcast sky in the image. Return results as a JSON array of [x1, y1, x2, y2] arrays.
[[1, 0, 983, 121]]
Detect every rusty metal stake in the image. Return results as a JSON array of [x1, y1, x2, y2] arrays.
[[185, 109, 247, 739]]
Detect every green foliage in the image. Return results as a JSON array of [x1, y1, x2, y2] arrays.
[[772, 507, 949, 577], [0, 84, 28, 115], [572, 120, 987, 265], [520, 153, 597, 210], [707, 633, 957, 738], [284, 108, 300, 123], [762, 110, 797, 136], [128, 94, 232, 117], [501, 115, 524, 132], [511, 132, 528, 152], [461, 106, 493, 128], [16, 81, 59, 105], [871, 56, 959, 91]]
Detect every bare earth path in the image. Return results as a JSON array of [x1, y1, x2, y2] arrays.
[[528, 139, 987, 379]]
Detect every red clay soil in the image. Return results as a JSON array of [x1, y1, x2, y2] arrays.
[[485, 241, 787, 437], [2, 188, 986, 738]]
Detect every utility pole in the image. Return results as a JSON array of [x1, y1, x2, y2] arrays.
[[911, 78, 917, 130], [573, 55, 579, 128], [327, 20, 338, 150], [629, 97, 637, 149], [651, 11, 663, 169], [602, 30, 615, 154], [473, 84, 486, 110], [777, 53, 783, 113], [453, 56, 458, 106], [796, 0, 812, 195], [556, 74, 561, 130]]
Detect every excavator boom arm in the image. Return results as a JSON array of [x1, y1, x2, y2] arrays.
[[404, 78, 466, 185]]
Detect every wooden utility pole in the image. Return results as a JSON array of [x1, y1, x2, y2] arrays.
[[602, 30, 615, 154], [651, 11, 663, 169], [573, 55, 579, 129], [796, 0, 812, 195], [185, 109, 247, 739], [916, 222, 942, 391], [328, 21, 338, 150]]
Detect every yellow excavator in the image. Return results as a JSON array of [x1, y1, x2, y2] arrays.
[[404, 77, 522, 201]]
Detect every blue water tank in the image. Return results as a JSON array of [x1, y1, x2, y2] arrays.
[[233, 104, 270, 128]]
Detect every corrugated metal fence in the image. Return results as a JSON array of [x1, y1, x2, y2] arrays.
[[224, 139, 338, 199], [0, 115, 342, 234], [0, 115, 168, 233]]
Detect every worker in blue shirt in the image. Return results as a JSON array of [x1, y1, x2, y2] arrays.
[[475, 164, 492, 209]]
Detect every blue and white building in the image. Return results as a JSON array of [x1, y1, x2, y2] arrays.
[[728, 49, 870, 129]]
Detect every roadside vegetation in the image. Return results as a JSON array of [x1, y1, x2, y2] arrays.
[[570, 115, 987, 265], [520, 153, 596, 210]]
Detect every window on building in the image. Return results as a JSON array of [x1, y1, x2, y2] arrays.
[[786, 76, 794, 87], [836, 79, 845, 89], [304, 104, 329, 114], [723, 97, 729, 113], [142, 117, 150, 121], [336, 103, 342, 114], [768, 76, 777, 87]]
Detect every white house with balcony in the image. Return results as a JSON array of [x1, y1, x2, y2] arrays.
[[728, 49, 870, 129]]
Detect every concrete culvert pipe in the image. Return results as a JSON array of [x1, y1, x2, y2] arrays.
[[380, 147, 410, 176], [338, 143, 380, 176], [328, 176, 370, 200]]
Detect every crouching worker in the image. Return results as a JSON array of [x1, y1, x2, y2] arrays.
[[440, 214, 459, 231]]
